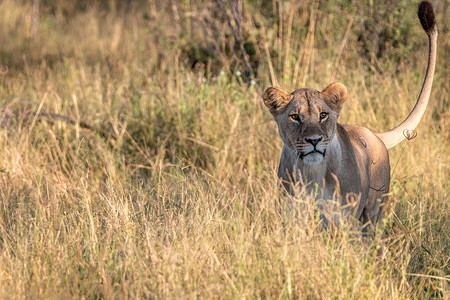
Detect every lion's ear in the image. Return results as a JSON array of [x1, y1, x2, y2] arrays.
[[263, 87, 292, 115], [321, 83, 347, 113]]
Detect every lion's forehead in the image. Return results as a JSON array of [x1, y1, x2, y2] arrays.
[[290, 91, 325, 116], [295, 102, 323, 115]]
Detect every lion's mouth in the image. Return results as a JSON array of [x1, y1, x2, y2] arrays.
[[298, 149, 326, 160]]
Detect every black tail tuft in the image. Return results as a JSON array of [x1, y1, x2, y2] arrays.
[[418, 1, 436, 35]]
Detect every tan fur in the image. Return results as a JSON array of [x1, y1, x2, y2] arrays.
[[265, 86, 390, 227], [263, 2, 437, 228]]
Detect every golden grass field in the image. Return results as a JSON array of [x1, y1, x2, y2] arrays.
[[0, 0, 448, 298]]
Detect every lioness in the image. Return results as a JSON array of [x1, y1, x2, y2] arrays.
[[263, 2, 437, 228]]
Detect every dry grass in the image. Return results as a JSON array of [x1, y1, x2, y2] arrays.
[[0, 0, 448, 298]]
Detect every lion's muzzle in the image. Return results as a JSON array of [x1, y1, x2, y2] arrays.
[[297, 136, 327, 163]]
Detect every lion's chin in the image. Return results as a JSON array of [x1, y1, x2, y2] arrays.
[[302, 153, 324, 164]]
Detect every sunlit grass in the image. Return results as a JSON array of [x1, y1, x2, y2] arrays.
[[0, 0, 448, 298]]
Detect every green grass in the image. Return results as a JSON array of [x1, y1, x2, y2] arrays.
[[0, 0, 448, 298]]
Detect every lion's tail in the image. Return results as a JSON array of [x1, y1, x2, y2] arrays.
[[375, 1, 437, 149]]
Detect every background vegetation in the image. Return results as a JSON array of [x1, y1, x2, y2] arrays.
[[0, 0, 448, 298]]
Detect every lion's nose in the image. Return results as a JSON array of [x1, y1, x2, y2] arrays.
[[305, 137, 322, 146]]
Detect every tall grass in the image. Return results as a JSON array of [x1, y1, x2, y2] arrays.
[[0, 0, 448, 298]]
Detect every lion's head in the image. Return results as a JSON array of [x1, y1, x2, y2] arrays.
[[263, 83, 347, 164]]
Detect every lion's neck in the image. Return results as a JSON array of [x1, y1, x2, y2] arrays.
[[298, 161, 327, 186]]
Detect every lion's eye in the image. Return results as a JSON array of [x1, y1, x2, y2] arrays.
[[289, 114, 300, 121], [320, 112, 328, 120]]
